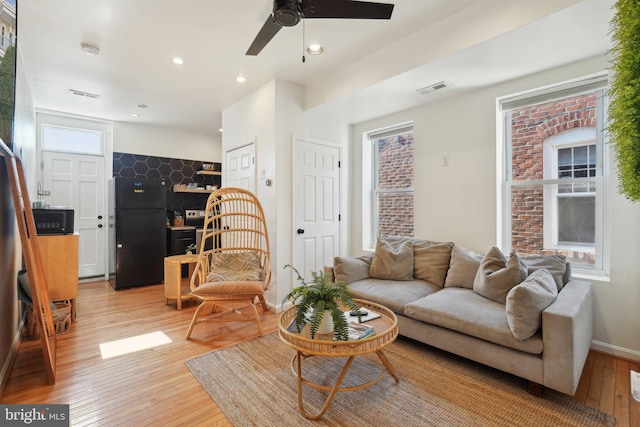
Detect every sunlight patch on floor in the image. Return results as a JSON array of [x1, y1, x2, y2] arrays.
[[99, 331, 172, 359]]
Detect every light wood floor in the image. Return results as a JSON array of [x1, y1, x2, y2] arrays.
[[2, 281, 639, 426]]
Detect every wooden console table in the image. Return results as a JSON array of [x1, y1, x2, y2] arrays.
[[38, 233, 79, 320], [164, 254, 199, 310]]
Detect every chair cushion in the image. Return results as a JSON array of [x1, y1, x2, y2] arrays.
[[412, 239, 454, 287], [369, 236, 414, 280], [443, 246, 483, 289], [473, 247, 527, 304], [207, 252, 265, 282], [334, 253, 373, 284], [506, 269, 558, 341], [191, 280, 264, 297]]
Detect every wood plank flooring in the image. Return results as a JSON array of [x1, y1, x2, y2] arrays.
[[2, 280, 639, 426]]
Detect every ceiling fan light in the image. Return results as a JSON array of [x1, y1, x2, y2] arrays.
[[273, 0, 301, 27]]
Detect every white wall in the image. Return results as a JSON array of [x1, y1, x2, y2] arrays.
[[222, 80, 298, 307], [349, 54, 640, 360], [113, 122, 221, 162]]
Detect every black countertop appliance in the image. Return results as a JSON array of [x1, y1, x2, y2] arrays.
[[108, 177, 166, 289]]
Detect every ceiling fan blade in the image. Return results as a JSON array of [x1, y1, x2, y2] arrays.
[[301, 0, 394, 20], [246, 16, 283, 56]]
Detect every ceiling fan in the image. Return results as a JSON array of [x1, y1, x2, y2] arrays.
[[246, 0, 395, 56]]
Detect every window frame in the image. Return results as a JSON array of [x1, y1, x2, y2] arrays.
[[362, 122, 414, 251], [498, 75, 610, 279]]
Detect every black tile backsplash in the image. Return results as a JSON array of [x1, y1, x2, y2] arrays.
[[113, 152, 221, 216]]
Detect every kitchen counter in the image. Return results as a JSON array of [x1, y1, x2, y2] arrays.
[[167, 225, 196, 230]]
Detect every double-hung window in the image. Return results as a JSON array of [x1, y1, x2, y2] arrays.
[[362, 123, 414, 250], [499, 75, 609, 277]]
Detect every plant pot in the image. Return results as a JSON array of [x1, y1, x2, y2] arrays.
[[317, 310, 334, 335]]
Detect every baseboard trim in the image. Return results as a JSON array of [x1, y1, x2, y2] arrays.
[[591, 340, 640, 362], [0, 314, 26, 399]]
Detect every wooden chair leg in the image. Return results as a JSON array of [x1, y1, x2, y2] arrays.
[[258, 295, 269, 312], [249, 303, 264, 337], [185, 301, 207, 339]]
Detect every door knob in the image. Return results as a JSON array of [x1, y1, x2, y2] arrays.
[[297, 228, 305, 235], [98, 224, 103, 228], [98, 215, 103, 220]]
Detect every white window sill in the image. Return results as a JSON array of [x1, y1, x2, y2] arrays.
[[572, 269, 610, 283]]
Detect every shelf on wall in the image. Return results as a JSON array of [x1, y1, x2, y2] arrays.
[[173, 188, 213, 194], [196, 170, 222, 176]]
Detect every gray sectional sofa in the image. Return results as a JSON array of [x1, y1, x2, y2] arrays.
[[329, 237, 593, 396]]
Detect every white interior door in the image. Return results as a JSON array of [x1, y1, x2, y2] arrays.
[[225, 143, 255, 193], [293, 139, 340, 282], [42, 151, 106, 278]]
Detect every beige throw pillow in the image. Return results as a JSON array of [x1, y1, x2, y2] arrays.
[[520, 254, 567, 291], [206, 252, 264, 282], [444, 246, 483, 289], [334, 253, 373, 284], [506, 269, 558, 341], [369, 237, 414, 280], [412, 240, 454, 287], [473, 247, 527, 304]]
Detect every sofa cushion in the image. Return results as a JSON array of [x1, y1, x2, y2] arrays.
[[520, 254, 567, 291], [347, 278, 439, 314], [405, 288, 543, 354], [443, 246, 483, 289], [369, 237, 414, 280], [334, 253, 373, 284], [473, 247, 527, 304], [412, 239, 454, 288], [506, 269, 558, 341]]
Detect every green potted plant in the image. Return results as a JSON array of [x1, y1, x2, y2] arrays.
[[282, 264, 361, 341]]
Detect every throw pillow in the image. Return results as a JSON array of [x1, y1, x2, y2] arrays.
[[520, 254, 567, 291], [369, 236, 414, 280], [443, 246, 483, 289], [412, 239, 454, 287], [473, 247, 527, 304], [506, 269, 558, 341], [206, 251, 265, 282], [334, 253, 373, 284]]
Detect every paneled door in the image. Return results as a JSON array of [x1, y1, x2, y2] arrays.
[[293, 139, 340, 283], [225, 143, 255, 193], [42, 151, 106, 278]]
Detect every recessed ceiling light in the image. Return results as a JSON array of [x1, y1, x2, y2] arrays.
[[80, 42, 100, 56], [235, 75, 246, 83], [306, 44, 323, 55], [131, 113, 140, 118], [219, 128, 223, 132], [172, 57, 184, 65]]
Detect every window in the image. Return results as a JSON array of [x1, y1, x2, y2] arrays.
[[362, 124, 414, 249], [42, 125, 104, 155], [499, 76, 608, 276]]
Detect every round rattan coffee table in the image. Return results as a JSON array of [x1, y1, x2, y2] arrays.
[[278, 299, 399, 420]]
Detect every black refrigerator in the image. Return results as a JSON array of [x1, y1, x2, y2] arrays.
[[108, 177, 166, 290]]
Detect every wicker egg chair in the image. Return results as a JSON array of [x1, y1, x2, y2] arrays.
[[185, 187, 271, 340]]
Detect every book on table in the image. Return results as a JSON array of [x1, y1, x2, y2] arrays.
[[347, 322, 375, 340]]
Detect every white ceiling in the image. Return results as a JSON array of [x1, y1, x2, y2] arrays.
[[17, 0, 614, 138]]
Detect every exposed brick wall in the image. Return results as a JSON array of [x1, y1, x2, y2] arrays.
[[510, 93, 597, 266], [376, 132, 414, 237]]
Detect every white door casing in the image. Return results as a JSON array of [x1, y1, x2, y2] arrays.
[[293, 139, 341, 283], [225, 143, 255, 193], [42, 151, 106, 278]]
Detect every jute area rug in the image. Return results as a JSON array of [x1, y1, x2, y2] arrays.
[[186, 333, 615, 427]]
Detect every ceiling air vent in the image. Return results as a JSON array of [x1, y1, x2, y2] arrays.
[[68, 89, 101, 100], [416, 81, 452, 95]]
